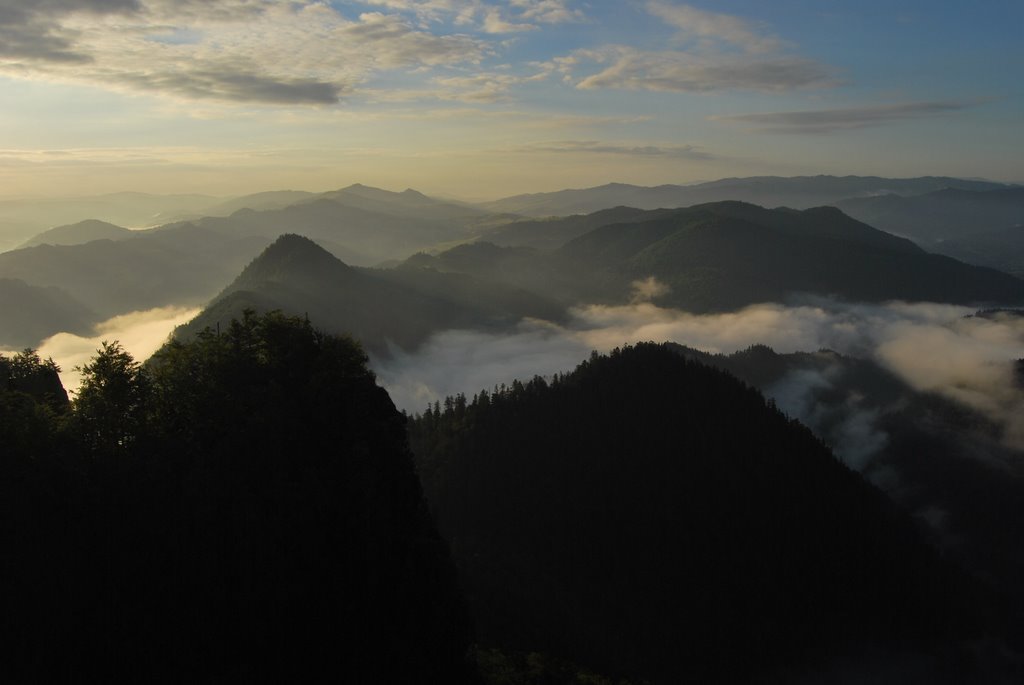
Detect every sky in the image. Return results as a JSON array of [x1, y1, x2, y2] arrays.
[[0, 0, 1021, 199]]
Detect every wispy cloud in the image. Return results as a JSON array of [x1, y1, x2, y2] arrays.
[[375, 299, 1024, 461], [711, 101, 974, 134], [574, 46, 834, 93], [645, 0, 784, 53], [358, 0, 583, 31], [563, 2, 835, 93]]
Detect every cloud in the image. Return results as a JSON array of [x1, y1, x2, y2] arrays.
[[358, 0, 583, 30], [767, 366, 888, 470], [514, 139, 713, 159], [511, 0, 583, 24], [109, 70, 344, 104], [0, 1, 491, 105], [558, 3, 834, 93], [373, 298, 1024, 460], [428, 72, 534, 102], [0, 305, 200, 393], [481, 7, 534, 33], [645, 0, 783, 53], [573, 46, 834, 93], [0, 0, 140, 63], [630, 276, 671, 303], [711, 101, 973, 134]]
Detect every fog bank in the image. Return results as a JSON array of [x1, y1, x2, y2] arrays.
[[2, 306, 200, 394], [374, 299, 1024, 454]]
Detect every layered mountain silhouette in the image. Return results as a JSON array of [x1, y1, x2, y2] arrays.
[[0, 227, 272, 322], [6, 181, 1024, 353], [0, 278, 96, 348], [20, 219, 134, 248], [937, 227, 1024, 278], [837, 187, 1024, 244], [177, 234, 564, 354], [162, 196, 475, 266], [199, 190, 317, 217], [410, 202, 1024, 312], [836, 188, 1024, 276], [481, 206, 662, 250], [481, 176, 1015, 217], [0, 185, 513, 346], [0, 192, 221, 251]]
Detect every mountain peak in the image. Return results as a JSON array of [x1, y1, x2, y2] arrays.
[[233, 234, 351, 288], [260, 232, 342, 261]]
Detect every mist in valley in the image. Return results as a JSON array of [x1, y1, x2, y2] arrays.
[[1, 305, 200, 393], [376, 292, 1024, 459], [3, 0, 1023, 680]]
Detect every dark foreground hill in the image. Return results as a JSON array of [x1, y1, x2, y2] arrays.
[[0, 313, 474, 682], [408, 344, 1002, 684], [178, 234, 564, 354], [667, 343, 1024, 636]]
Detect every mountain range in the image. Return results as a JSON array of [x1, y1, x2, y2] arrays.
[[5, 175, 1024, 682], [480, 176, 1015, 217], [0, 192, 222, 252], [0, 278, 95, 349], [8, 182, 1024, 350], [409, 201, 1024, 312], [176, 234, 564, 355]]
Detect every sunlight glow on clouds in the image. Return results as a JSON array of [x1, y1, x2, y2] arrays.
[[0, 1, 492, 104], [0, 0, 1019, 194], [564, 2, 835, 93]]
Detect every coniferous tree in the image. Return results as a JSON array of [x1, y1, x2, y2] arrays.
[[2, 312, 474, 683]]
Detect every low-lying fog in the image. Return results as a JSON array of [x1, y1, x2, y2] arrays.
[[1, 306, 200, 394], [374, 294, 1024, 458], [12, 289, 1024, 469]]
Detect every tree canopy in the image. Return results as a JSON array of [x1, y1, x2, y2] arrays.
[[408, 343, 994, 683], [1, 310, 473, 683]]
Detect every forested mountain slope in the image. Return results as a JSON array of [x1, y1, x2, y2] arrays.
[[1, 313, 474, 682], [408, 343, 998, 683]]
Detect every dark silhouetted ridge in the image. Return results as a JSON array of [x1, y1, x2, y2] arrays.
[[409, 343, 996, 683]]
